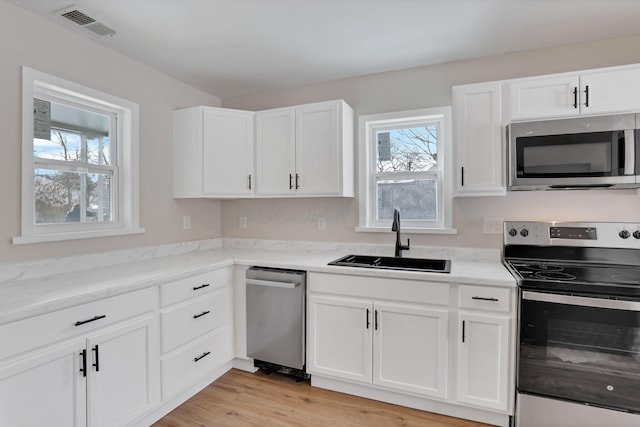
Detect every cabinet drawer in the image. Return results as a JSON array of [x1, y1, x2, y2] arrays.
[[459, 286, 511, 312], [162, 326, 232, 399], [161, 267, 231, 307], [161, 287, 228, 353], [0, 287, 157, 361]]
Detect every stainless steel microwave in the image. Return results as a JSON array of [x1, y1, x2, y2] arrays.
[[508, 113, 640, 190]]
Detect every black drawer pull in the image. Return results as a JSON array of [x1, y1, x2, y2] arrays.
[[92, 345, 100, 372], [194, 351, 211, 362], [471, 296, 499, 302], [193, 310, 210, 319], [75, 315, 106, 326], [462, 320, 466, 343], [80, 349, 87, 377], [192, 283, 210, 291]]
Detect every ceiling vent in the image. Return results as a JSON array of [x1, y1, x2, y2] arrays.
[[55, 6, 116, 37]]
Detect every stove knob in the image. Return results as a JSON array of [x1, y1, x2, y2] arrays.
[[520, 229, 529, 237], [508, 228, 518, 237], [619, 230, 630, 239], [633, 230, 640, 240]]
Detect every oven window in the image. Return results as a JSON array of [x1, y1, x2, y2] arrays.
[[516, 131, 621, 177], [519, 296, 640, 412]]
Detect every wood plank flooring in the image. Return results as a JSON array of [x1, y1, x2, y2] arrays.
[[152, 369, 495, 427]]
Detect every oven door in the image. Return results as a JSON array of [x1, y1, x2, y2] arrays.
[[518, 290, 640, 413]]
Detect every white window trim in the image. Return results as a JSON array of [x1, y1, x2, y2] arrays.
[[13, 67, 144, 244], [355, 106, 456, 234]]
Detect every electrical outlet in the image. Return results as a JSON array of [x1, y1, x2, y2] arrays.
[[238, 216, 247, 229], [483, 217, 503, 234], [317, 217, 326, 230], [183, 215, 191, 230]]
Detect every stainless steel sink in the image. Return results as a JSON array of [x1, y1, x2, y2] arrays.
[[328, 254, 451, 273]]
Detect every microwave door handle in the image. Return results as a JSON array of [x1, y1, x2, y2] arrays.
[[624, 129, 635, 175]]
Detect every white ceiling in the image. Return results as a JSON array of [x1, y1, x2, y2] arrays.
[[9, 0, 640, 99]]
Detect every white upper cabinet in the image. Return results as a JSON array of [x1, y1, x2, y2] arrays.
[[453, 81, 506, 197], [255, 100, 354, 197], [173, 106, 255, 198], [580, 66, 640, 115], [507, 74, 580, 120], [255, 108, 296, 196], [507, 64, 640, 121]]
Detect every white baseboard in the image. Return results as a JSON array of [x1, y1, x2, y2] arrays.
[[311, 375, 510, 427], [232, 356, 259, 372]]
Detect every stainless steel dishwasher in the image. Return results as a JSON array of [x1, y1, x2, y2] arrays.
[[246, 267, 307, 376]]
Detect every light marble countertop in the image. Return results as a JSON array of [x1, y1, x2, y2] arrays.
[[0, 239, 516, 325]]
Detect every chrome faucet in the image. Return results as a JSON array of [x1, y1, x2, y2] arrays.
[[391, 208, 410, 257]]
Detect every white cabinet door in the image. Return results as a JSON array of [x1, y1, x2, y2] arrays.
[[453, 82, 505, 196], [507, 74, 580, 120], [580, 66, 640, 115], [202, 108, 255, 196], [87, 315, 159, 427], [373, 302, 448, 398], [307, 295, 372, 384], [0, 339, 87, 427], [295, 101, 342, 196], [255, 108, 296, 196], [457, 311, 510, 411]]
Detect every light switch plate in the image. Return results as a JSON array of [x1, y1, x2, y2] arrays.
[[239, 216, 247, 229], [183, 215, 191, 230], [317, 217, 326, 230]]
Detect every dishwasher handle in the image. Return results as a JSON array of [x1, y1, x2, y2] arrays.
[[246, 278, 301, 289]]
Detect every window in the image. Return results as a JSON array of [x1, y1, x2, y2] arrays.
[[357, 107, 455, 233], [15, 67, 143, 244]]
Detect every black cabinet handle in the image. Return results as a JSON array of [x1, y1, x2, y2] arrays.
[[193, 310, 210, 319], [374, 310, 379, 331], [295, 173, 300, 190], [289, 173, 293, 190], [192, 283, 210, 291], [366, 308, 370, 329], [194, 351, 211, 362], [461, 167, 464, 187], [248, 174, 252, 190], [584, 85, 590, 107], [92, 345, 100, 372], [462, 320, 466, 343], [472, 296, 499, 302], [80, 349, 87, 377], [75, 315, 106, 327], [573, 86, 578, 108]]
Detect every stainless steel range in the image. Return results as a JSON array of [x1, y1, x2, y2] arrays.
[[503, 221, 640, 427]]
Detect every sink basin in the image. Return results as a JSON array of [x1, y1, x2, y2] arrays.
[[328, 254, 451, 273]]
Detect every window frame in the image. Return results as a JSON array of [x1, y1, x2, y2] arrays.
[[14, 67, 144, 244], [356, 107, 456, 234]]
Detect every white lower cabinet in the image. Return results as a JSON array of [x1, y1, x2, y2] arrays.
[[374, 302, 448, 398], [307, 295, 372, 384], [308, 273, 514, 425], [0, 296, 160, 427], [0, 339, 86, 427], [86, 316, 159, 427], [159, 267, 233, 400], [307, 276, 449, 399], [457, 312, 510, 411]]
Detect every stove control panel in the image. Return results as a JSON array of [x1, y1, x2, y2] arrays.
[[504, 221, 640, 248]]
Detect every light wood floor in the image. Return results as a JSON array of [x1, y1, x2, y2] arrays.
[[152, 369, 495, 427]]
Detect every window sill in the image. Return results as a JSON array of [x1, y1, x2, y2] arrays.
[[354, 226, 457, 235], [12, 227, 146, 245]]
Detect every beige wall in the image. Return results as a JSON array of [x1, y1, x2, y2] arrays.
[[221, 34, 640, 249], [0, 1, 222, 263]]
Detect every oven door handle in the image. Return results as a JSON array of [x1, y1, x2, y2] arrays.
[[523, 291, 640, 310]]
